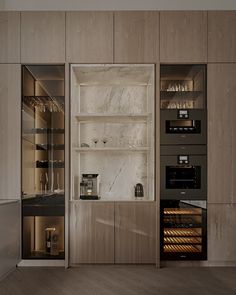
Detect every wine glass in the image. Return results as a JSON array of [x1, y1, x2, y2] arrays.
[[92, 138, 99, 147], [102, 138, 108, 147]]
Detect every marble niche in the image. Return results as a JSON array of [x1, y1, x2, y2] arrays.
[[71, 64, 155, 201]]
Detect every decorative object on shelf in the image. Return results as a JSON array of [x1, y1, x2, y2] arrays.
[[45, 172, 48, 194], [54, 172, 63, 193], [45, 227, 59, 256], [81, 143, 90, 148], [102, 138, 108, 147], [134, 183, 144, 198], [92, 138, 99, 147]]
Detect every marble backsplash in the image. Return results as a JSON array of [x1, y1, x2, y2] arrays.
[[79, 85, 148, 114], [73, 152, 154, 200]]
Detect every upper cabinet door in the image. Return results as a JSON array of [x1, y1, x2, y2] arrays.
[[0, 12, 20, 63], [66, 12, 113, 63], [208, 64, 236, 204], [21, 12, 65, 63], [114, 11, 159, 63], [208, 11, 236, 62], [160, 11, 207, 62], [0, 64, 21, 199]]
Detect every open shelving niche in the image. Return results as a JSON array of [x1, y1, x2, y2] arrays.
[[70, 64, 155, 201]]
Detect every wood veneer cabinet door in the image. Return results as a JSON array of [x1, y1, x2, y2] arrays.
[[115, 202, 156, 264], [66, 12, 113, 63], [208, 204, 236, 262], [208, 12, 236, 62], [208, 64, 236, 204], [114, 11, 159, 63], [70, 202, 114, 264], [160, 11, 207, 62], [0, 12, 20, 63], [0, 65, 21, 199], [21, 12, 65, 63]]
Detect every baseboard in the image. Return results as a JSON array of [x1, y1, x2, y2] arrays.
[[17, 260, 65, 267], [161, 260, 236, 267]]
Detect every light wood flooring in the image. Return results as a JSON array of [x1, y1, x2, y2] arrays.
[[0, 266, 236, 295]]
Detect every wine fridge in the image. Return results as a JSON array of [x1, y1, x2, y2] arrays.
[[160, 200, 207, 260]]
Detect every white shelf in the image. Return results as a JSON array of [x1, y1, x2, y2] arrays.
[[75, 113, 150, 123], [74, 147, 149, 153]]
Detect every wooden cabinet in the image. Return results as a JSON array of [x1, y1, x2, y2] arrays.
[[160, 11, 207, 62], [208, 64, 236, 204], [66, 12, 113, 63], [208, 12, 236, 62], [0, 12, 20, 63], [0, 64, 21, 200], [21, 12, 65, 63], [208, 204, 236, 262], [115, 202, 156, 264], [70, 202, 115, 264], [114, 11, 159, 63], [0, 201, 20, 279]]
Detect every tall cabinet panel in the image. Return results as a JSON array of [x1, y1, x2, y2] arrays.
[[70, 202, 115, 264], [115, 202, 156, 264], [0, 12, 20, 63], [0, 64, 21, 199], [114, 11, 159, 63], [208, 12, 236, 62], [21, 12, 65, 63], [208, 204, 236, 263], [160, 11, 207, 62], [66, 12, 113, 63], [208, 64, 236, 204]]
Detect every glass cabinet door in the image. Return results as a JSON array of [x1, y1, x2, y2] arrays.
[[22, 65, 65, 259], [160, 65, 206, 109]]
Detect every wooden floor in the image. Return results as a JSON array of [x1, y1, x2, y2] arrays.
[[0, 266, 236, 295]]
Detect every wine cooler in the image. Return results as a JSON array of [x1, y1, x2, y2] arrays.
[[160, 200, 207, 260]]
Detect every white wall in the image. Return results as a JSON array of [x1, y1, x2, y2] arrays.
[[1, 0, 236, 11]]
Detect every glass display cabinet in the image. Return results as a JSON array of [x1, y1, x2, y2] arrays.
[[22, 65, 65, 259], [70, 64, 155, 201], [160, 65, 206, 109], [160, 65, 207, 145]]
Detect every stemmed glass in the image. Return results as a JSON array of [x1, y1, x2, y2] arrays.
[[102, 138, 108, 147], [92, 138, 99, 148]]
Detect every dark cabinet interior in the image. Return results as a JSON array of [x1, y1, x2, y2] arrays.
[[22, 65, 65, 259]]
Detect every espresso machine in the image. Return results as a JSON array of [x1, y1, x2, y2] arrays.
[[80, 174, 100, 200]]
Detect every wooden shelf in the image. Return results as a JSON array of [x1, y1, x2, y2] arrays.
[[75, 147, 149, 152], [75, 113, 150, 123]]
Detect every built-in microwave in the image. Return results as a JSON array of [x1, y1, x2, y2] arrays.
[[160, 145, 207, 200], [160, 109, 206, 145]]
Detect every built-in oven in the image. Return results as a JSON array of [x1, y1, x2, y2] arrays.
[[161, 109, 206, 145], [160, 200, 207, 260], [161, 145, 207, 200]]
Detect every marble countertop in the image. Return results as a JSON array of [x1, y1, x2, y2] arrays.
[[71, 198, 155, 202], [0, 199, 20, 206]]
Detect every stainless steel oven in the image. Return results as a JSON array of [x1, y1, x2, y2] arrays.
[[161, 145, 207, 200], [161, 109, 206, 145]]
